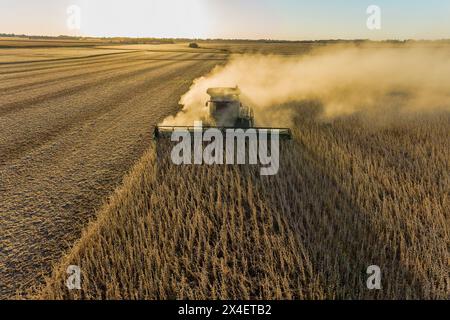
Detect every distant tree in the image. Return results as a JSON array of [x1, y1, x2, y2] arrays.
[[189, 42, 199, 48]]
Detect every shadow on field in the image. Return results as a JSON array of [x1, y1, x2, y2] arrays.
[[250, 103, 428, 299]]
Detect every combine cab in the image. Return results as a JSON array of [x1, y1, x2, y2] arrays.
[[154, 87, 292, 140], [205, 87, 254, 128]]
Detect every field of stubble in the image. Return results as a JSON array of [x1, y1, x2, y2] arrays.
[[1, 41, 448, 300], [0, 43, 226, 298]]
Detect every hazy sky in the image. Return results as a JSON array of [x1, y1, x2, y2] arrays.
[[1, 0, 450, 40]]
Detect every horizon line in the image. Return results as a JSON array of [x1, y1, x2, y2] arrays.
[[2, 33, 450, 43]]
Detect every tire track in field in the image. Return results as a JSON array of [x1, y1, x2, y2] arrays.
[[0, 50, 209, 77], [1, 59, 147, 93], [0, 51, 146, 81], [0, 49, 141, 66], [0, 51, 189, 85], [0, 53, 202, 116], [0, 52, 186, 93], [0, 57, 201, 164], [0, 52, 183, 104], [0, 51, 143, 76]]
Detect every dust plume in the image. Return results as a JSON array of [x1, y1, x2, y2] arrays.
[[161, 46, 450, 126]]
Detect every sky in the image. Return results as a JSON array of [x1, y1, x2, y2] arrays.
[[1, 0, 450, 40]]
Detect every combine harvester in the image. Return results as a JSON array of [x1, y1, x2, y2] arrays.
[[154, 87, 292, 140]]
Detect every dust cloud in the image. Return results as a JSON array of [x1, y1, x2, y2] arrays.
[[161, 46, 450, 127]]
